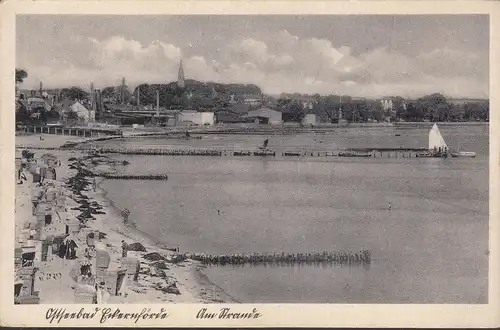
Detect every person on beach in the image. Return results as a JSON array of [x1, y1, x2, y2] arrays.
[[121, 240, 128, 258], [388, 202, 392, 212], [67, 239, 78, 260], [17, 167, 26, 184], [92, 178, 97, 192], [95, 281, 110, 304]]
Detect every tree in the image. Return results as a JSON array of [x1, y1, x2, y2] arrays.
[[102, 85, 133, 104], [60, 87, 89, 101], [282, 102, 305, 122], [16, 106, 30, 123], [66, 110, 79, 120], [15, 69, 27, 84]]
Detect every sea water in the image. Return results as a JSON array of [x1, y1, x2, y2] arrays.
[[95, 125, 489, 303]]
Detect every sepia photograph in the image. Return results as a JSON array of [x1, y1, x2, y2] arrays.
[[12, 13, 491, 305], [1, 1, 499, 327]]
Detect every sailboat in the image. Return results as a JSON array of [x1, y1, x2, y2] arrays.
[[254, 138, 275, 156], [259, 139, 269, 150], [451, 138, 476, 158], [418, 123, 449, 158]]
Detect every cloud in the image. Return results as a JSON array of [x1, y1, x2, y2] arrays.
[[88, 36, 182, 71], [307, 38, 346, 67], [18, 30, 488, 98], [275, 29, 300, 50], [238, 38, 269, 62]]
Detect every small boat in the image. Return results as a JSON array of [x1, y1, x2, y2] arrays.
[[338, 151, 372, 158], [234, 151, 252, 156], [416, 152, 445, 158], [253, 151, 275, 156], [451, 137, 476, 157], [283, 152, 301, 156], [427, 123, 449, 157], [451, 151, 476, 158], [60, 142, 79, 149], [258, 138, 269, 150]]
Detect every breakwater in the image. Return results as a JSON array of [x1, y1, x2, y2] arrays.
[[16, 146, 60, 151], [188, 250, 371, 266], [95, 173, 169, 180], [76, 147, 434, 159], [92, 148, 224, 156]]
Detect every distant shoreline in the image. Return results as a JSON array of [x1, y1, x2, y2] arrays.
[[393, 121, 488, 127]]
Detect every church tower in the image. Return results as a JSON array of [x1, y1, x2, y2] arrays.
[[177, 60, 185, 88]]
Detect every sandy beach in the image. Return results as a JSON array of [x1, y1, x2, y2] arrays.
[[14, 133, 236, 304]]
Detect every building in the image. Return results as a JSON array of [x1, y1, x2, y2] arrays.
[[380, 99, 394, 112], [58, 99, 95, 124], [177, 60, 185, 88], [175, 111, 214, 126], [243, 108, 282, 125], [214, 109, 251, 124], [71, 101, 95, 123], [241, 94, 263, 107], [26, 98, 52, 112], [16, 99, 29, 113], [302, 114, 317, 126]]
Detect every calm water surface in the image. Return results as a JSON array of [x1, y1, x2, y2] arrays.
[[95, 126, 489, 303]]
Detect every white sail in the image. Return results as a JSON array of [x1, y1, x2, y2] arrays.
[[428, 123, 448, 150]]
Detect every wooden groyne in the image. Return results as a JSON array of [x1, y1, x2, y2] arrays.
[[18, 144, 446, 159], [90, 148, 223, 157], [79, 147, 435, 159], [188, 250, 371, 266], [347, 147, 427, 152], [95, 173, 169, 180], [15, 146, 60, 151]]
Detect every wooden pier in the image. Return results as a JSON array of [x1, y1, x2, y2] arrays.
[[77, 146, 431, 159], [21, 125, 121, 138]]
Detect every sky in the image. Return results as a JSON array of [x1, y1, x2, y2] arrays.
[[16, 15, 489, 98]]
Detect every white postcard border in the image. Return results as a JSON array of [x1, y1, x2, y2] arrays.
[[0, 1, 498, 328]]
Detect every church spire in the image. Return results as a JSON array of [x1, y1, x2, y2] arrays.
[[177, 60, 185, 88]]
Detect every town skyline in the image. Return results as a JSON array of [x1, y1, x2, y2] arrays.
[[16, 15, 489, 99]]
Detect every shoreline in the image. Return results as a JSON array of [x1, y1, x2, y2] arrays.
[[94, 161, 239, 303], [14, 134, 236, 304]]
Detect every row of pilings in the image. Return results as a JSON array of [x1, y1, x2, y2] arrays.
[[95, 173, 169, 180], [93, 148, 224, 156], [78, 147, 433, 158], [187, 250, 372, 266]]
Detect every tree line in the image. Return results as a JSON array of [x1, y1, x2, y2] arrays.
[[278, 93, 488, 123], [15, 68, 488, 123]]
